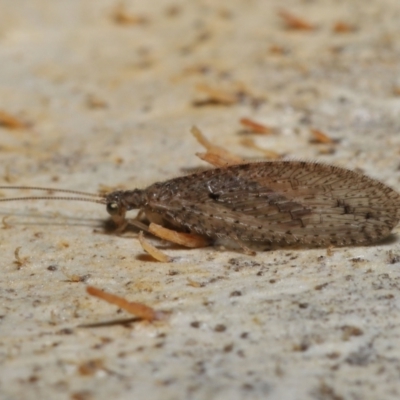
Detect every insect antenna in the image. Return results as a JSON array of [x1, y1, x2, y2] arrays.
[[0, 186, 104, 198], [0, 186, 107, 205], [0, 196, 106, 205]]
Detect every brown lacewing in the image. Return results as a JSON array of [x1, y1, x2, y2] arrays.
[[0, 160, 400, 251]]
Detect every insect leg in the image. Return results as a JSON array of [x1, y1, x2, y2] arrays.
[[228, 233, 256, 256], [110, 207, 128, 233], [128, 217, 150, 233]]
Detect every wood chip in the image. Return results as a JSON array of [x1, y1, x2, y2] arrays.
[[187, 278, 203, 288], [111, 3, 148, 25], [194, 83, 239, 105], [86, 286, 158, 321], [269, 44, 287, 55], [239, 118, 272, 134], [86, 94, 108, 109], [333, 21, 356, 33], [191, 126, 244, 167], [278, 9, 316, 31], [0, 110, 27, 129], [310, 129, 335, 144]]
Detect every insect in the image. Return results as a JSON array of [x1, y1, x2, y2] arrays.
[[1, 160, 399, 253]]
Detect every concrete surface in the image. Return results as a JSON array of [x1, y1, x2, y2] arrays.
[[1, 0, 400, 399]]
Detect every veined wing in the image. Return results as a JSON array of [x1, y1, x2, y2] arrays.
[[148, 161, 400, 245]]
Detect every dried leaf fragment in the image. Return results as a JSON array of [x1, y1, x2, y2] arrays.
[[138, 231, 172, 262], [278, 9, 316, 31], [149, 223, 209, 248], [191, 126, 244, 167], [86, 286, 161, 321], [239, 118, 271, 134]]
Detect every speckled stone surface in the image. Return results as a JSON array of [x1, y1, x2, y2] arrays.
[[1, 1, 400, 399]]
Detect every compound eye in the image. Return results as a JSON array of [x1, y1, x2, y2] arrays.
[[106, 202, 119, 215]]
